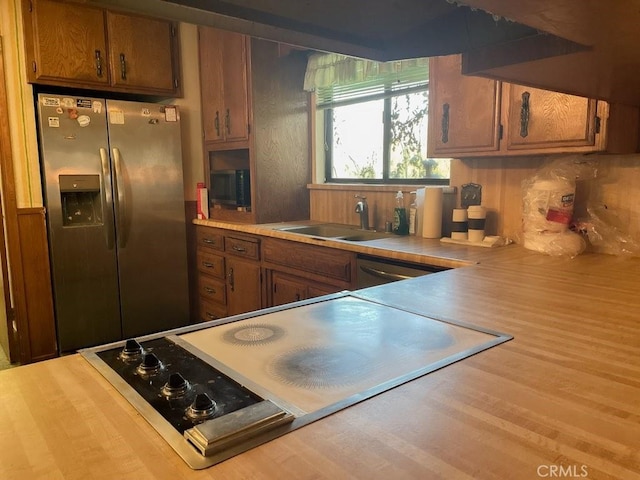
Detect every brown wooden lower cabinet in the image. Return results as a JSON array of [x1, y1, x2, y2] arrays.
[[195, 227, 358, 321], [262, 237, 356, 308], [199, 299, 227, 323], [267, 270, 343, 307], [261, 237, 355, 285], [226, 256, 261, 315], [195, 226, 263, 322]]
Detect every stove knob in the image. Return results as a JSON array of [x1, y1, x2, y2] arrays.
[[168, 372, 188, 389], [136, 353, 162, 375], [161, 372, 190, 398], [119, 339, 143, 361], [186, 393, 217, 421]]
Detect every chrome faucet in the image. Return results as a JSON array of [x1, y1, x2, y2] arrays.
[[354, 195, 369, 230]]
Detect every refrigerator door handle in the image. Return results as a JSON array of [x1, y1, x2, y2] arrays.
[[99, 148, 115, 250], [112, 147, 127, 248]]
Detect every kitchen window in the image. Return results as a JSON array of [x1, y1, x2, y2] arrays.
[[305, 53, 450, 184]]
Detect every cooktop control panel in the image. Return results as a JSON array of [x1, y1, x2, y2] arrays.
[[96, 337, 262, 433]]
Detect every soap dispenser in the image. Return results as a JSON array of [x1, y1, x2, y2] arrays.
[[393, 190, 409, 235]]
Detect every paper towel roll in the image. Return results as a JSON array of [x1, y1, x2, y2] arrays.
[[422, 186, 443, 239]]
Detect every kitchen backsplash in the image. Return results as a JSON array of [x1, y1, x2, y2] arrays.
[[309, 184, 457, 234], [310, 154, 640, 247]]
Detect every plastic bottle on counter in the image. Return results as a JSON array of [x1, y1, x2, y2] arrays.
[[408, 191, 418, 235], [393, 190, 409, 235]]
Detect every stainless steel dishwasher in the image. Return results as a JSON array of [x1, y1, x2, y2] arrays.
[[356, 254, 448, 288]]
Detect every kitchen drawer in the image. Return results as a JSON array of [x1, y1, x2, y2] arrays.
[[196, 227, 225, 252], [197, 250, 225, 279], [199, 275, 226, 304], [225, 235, 260, 260], [262, 238, 354, 282], [199, 299, 227, 323]]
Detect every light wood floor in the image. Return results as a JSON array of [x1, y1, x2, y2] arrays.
[[0, 345, 17, 370]]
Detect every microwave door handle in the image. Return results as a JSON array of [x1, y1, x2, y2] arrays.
[[99, 148, 114, 250], [112, 147, 127, 248]]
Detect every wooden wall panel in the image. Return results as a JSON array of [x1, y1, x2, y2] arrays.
[[310, 186, 416, 231], [251, 39, 310, 223], [310, 185, 457, 236], [184, 200, 199, 323], [16, 208, 57, 362], [450, 157, 543, 239]]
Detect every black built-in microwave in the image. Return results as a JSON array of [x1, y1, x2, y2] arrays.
[[209, 169, 251, 207]]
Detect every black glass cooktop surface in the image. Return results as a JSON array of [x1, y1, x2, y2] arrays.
[[96, 337, 262, 433]]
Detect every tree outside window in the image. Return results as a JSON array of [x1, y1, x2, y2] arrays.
[[326, 88, 449, 183]]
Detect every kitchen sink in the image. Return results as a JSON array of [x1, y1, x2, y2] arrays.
[[277, 224, 390, 241]]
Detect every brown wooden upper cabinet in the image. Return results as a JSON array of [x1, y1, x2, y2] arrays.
[[197, 31, 310, 225], [198, 26, 250, 146], [22, 0, 181, 96], [427, 54, 638, 157], [427, 54, 502, 156]]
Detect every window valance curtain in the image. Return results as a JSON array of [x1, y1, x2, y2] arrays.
[[303, 52, 429, 109]]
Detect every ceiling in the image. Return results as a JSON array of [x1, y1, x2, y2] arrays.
[[88, 0, 585, 61], [89, 0, 640, 106]]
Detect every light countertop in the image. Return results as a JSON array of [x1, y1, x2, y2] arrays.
[[1, 221, 639, 479]]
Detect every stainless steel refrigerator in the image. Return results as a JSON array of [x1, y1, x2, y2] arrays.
[[36, 94, 190, 352]]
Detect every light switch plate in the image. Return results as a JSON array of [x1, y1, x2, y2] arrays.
[[461, 183, 482, 208]]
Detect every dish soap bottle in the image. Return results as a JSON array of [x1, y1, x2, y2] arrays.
[[393, 190, 409, 235]]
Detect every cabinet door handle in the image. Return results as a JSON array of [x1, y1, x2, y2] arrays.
[[441, 103, 450, 144], [202, 261, 215, 268], [227, 267, 235, 292], [95, 50, 103, 77], [225, 109, 231, 134], [520, 91, 530, 138], [119, 53, 127, 80], [205, 312, 217, 320], [231, 244, 246, 253], [214, 111, 220, 136]]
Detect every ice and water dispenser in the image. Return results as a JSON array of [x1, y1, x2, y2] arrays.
[[59, 175, 102, 226]]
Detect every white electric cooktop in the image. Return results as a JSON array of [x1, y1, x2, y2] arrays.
[[178, 295, 509, 416]]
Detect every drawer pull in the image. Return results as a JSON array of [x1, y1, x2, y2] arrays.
[[202, 261, 215, 268], [205, 312, 217, 320], [231, 245, 247, 253], [203, 238, 216, 245], [204, 287, 216, 294]]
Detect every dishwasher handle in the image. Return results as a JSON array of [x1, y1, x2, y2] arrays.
[[359, 265, 413, 282]]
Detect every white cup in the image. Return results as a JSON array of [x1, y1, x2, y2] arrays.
[[451, 208, 468, 240], [467, 205, 486, 243]]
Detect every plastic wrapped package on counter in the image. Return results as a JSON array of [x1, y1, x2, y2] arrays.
[[521, 156, 587, 257], [574, 205, 640, 256], [522, 230, 585, 256], [521, 155, 640, 257]]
